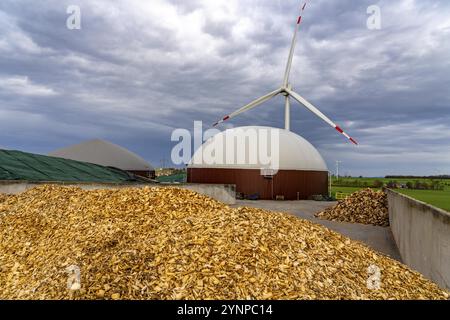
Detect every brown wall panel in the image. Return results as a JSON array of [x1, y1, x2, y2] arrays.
[[187, 168, 328, 200]]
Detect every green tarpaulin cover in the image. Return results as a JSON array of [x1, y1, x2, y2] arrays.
[[0, 149, 136, 183]]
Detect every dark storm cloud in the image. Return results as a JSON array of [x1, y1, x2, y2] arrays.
[[0, 0, 449, 175]]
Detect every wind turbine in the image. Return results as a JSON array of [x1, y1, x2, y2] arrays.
[[213, 2, 358, 145]]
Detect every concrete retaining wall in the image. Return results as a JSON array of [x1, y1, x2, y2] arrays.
[[386, 189, 450, 290], [0, 181, 236, 205]]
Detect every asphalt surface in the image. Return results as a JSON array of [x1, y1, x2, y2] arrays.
[[233, 200, 401, 262]]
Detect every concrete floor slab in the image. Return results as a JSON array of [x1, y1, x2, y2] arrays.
[[233, 200, 401, 262]]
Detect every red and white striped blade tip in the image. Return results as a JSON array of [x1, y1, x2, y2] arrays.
[[212, 116, 230, 127], [296, 2, 307, 24], [335, 126, 358, 145]]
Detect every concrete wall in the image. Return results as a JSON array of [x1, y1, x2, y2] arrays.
[[0, 181, 236, 205], [386, 189, 450, 290]]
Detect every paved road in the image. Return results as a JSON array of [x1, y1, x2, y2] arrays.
[[233, 200, 401, 262]]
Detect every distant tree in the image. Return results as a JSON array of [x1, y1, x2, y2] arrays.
[[386, 180, 398, 189], [373, 180, 384, 188], [431, 180, 443, 190], [406, 182, 413, 189], [414, 180, 430, 190]]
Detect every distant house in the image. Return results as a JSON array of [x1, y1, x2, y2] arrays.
[[49, 139, 155, 179]]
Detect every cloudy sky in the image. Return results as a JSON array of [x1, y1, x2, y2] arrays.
[[0, 0, 449, 176]]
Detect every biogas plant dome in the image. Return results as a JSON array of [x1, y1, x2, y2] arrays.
[[188, 126, 328, 172]]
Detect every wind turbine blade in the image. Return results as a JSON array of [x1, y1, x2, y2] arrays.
[[283, 1, 308, 87], [213, 88, 282, 127], [287, 89, 358, 145], [284, 95, 291, 131]]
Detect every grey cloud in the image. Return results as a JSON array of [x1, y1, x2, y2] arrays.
[[0, 0, 449, 175]]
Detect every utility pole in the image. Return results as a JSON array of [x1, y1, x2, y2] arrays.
[[160, 158, 168, 169], [336, 161, 342, 182], [328, 171, 332, 197]]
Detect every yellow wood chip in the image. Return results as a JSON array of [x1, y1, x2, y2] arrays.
[[0, 186, 447, 300]]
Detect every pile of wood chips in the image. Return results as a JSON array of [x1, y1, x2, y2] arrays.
[[316, 189, 389, 227], [0, 185, 447, 300]]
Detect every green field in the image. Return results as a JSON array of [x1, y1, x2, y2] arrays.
[[331, 177, 450, 212], [396, 189, 450, 212], [331, 186, 378, 196]]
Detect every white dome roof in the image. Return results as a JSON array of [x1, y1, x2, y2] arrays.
[[189, 126, 328, 171], [49, 139, 154, 171]]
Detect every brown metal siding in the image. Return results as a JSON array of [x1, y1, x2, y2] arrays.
[[187, 168, 328, 200]]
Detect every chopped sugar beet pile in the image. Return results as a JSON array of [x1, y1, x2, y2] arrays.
[[316, 189, 389, 227], [0, 186, 447, 300]]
